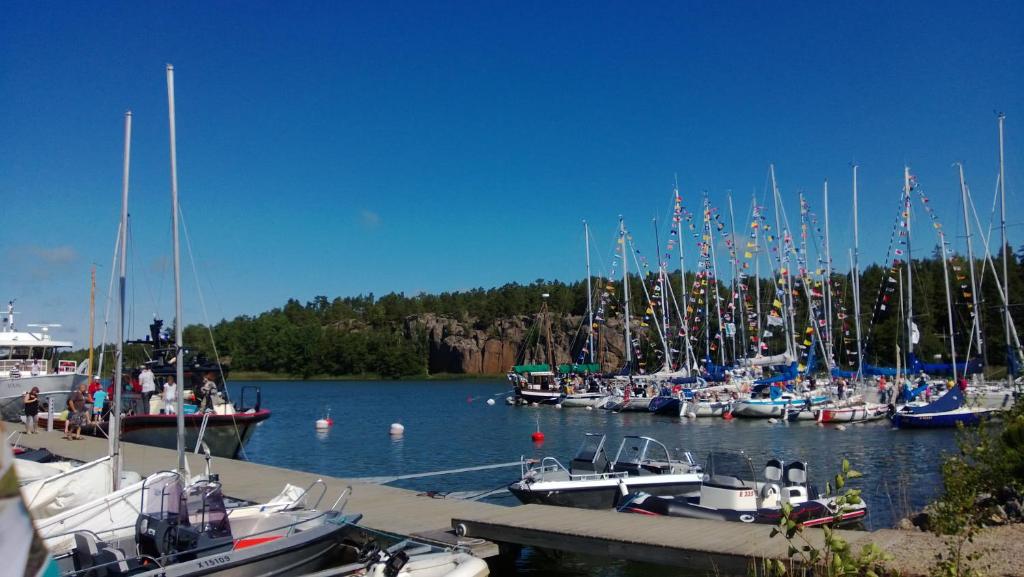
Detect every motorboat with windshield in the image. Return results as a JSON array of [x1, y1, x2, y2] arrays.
[[618, 451, 867, 527], [507, 433, 702, 509]]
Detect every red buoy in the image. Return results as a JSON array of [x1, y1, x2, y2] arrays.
[[531, 431, 545, 442], [722, 411, 734, 420]]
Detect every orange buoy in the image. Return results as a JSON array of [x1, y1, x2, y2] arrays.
[[722, 411, 734, 420]]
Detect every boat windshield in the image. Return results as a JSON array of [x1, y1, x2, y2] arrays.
[[573, 434, 606, 462], [185, 480, 232, 538], [141, 473, 186, 521], [704, 451, 757, 483], [614, 436, 671, 465]]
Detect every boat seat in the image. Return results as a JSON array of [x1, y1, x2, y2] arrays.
[[705, 474, 746, 489], [764, 458, 783, 483], [72, 532, 102, 572], [783, 461, 807, 486]]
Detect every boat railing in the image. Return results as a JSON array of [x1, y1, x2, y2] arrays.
[[276, 478, 330, 511], [328, 485, 353, 512], [522, 456, 628, 481]]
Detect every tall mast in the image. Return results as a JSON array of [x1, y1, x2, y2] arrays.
[[728, 191, 746, 362], [653, 218, 672, 371], [620, 217, 632, 373], [88, 265, 95, 385], [167, 64, 186, 471], [938, 219, 958, 382], [674, 183, 695, 370], [851, 165, 864, 380], [958, 163, 983, 359], [111, 110, 131, 491], [769, 164, 795, 358], [706, 196, 727, 366], [823, 179, 834, 369], [583, 221, 595, 364], [998, 113, 1012, 389], [904, 166, 914, 369], [753, 194, 762, 356]]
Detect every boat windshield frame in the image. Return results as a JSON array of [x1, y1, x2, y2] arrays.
[[703, 450, 758, 488], [613, 435, 672, 467], [572, 433, 606, 462]]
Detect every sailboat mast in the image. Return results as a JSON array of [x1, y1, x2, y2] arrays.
[[753, 194, 762, 356], [88, 265, 95, 386], [769, 164, 795, 358], [998, 113, 1012, 389], [584, 221, 595, 364], [938, 224, 958, 382], [823, 179, 834, 369], [167, 64, 186, 471], [653, 219, 672, 371], [728, 192, 746, 362], [904, 166, 914, 368], [852, 165, 864, 380], [675, 185, 694, 370], [111, 110, 131, 492], [620, 217, 632, 372], [958, 164, 983, 358]]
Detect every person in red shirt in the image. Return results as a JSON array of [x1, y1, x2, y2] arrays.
[[88, 380, 102, 395]]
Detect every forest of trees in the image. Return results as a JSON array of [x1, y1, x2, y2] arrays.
[[70, 246, 1024, 379]]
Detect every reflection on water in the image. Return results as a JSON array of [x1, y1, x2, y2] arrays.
[[229, 380, 956, 574]]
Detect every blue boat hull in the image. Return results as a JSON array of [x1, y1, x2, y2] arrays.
[[891, 409, 994, 428], [648, 396, 682, 416]]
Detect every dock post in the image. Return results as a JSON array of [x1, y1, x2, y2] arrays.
[[46, 400, 53, 432]]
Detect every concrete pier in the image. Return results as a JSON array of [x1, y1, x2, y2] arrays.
[[15, 429, 1024, 576]]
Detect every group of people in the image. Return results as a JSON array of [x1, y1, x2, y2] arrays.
[[22, 366, 223, 439]]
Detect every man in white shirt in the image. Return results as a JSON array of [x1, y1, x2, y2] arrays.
[[139, 366, 156, 414]]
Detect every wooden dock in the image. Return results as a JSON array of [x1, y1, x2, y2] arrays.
[[16, 429, 1024, 576]]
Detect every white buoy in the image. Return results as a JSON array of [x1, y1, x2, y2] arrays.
[[505, 397, 515, 405], [554, 403, 562, 409], [389, 423, 405, 436], [686, 412, 697, 419], [835, 424, 847, 431], [767, 418, 778, 424], [486, 398, 496, 406], [586, 406, 594, 411], [315, 418, 330, 429], [530, 402, 539, 407]]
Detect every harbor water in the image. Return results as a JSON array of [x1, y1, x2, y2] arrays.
[[229, 379, 950, 575]]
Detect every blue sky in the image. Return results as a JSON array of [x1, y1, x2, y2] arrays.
[[2, 1, 1022, 344]]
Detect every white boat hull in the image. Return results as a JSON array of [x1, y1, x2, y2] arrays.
[[1, 373, 84, 422]]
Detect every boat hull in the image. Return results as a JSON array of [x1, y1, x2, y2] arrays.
[[41, 411, 271, 458], [1, 373, 85, 422], [508, 474, 702, 509], [732, 397, 828, 418], [647, 396, 682, 416], [559, 393, 608, 408], [819, 404, 888, 423], [891, 407, 996, 429], [619, 493, 866, 527]]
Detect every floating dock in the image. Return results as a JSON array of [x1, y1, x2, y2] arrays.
[[16, 429, 1024, 576]]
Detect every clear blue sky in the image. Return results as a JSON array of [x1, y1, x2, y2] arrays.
[[2, 1, 1022, 345]]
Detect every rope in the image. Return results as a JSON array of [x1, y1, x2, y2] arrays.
[[355, 461, 523, 484]]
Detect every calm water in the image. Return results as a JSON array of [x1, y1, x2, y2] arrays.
[[227, 380, 951, 575]]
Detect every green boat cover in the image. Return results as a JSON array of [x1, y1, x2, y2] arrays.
[[512, 364, 551, 374], [557, 363, 601, 374]]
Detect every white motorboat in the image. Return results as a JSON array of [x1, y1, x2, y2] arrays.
[[508, 433, 702, 509], [0, 302, 87, 423]]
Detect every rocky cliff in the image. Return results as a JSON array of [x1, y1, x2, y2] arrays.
[[405, 313, 627, 374]]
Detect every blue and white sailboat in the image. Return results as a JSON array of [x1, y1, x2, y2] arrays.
[[891, 385, 996, 429]]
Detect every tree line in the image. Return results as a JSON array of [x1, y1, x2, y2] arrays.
[[68, 246, 1024, 379]]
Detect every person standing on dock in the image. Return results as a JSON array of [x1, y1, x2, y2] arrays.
[[139, 366, 156, 414], [65, 383, 88, 440], [23, 387, 39, 434]]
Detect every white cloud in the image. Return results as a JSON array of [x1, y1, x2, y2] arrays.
[[31, 245, 78, 264]]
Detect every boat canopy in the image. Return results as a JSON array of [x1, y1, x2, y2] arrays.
[[512, 364, 551, 374], [557, 363, 600, 374], [904, 385, 965, 415]]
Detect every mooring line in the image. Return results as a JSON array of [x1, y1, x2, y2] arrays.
[[355, 460, 522, 484]]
